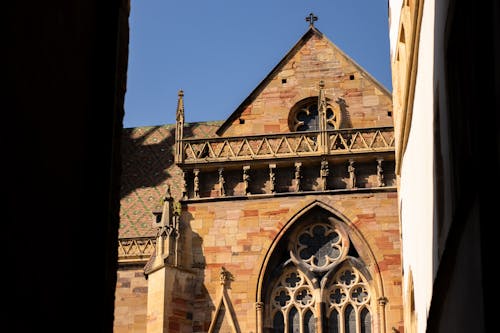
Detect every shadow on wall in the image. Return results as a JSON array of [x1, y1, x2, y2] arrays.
[[182, 208, 243, 332], [181, 210, 217, 332]]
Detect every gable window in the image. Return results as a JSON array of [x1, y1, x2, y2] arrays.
[[263, 207, 375, 333], [289, 97, 340, 132]]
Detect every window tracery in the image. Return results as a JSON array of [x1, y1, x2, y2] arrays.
[[265, 216, 374, 333], [289, 98, 340, 132], [325, 267, 372, 333], [270, 268, 316, 333], [295, 223, 346, 270]]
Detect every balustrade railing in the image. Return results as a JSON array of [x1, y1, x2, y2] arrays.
[[177, 127, 394, 164], [118, 237, 156, 262]]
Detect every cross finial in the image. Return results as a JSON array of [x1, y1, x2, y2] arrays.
[[306, 13, 318, 27]]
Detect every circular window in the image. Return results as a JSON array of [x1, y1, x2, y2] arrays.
[[288, 97, 340, 131], [295, 223, 346, 270]]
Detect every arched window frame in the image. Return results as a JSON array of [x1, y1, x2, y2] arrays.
[[288, 97, 341, 132], [323, 264, 374, 333], [269, 267, 317, 332], [258, 202, 384, 333]]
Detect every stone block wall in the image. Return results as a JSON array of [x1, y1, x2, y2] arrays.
[[114, 265, 149, 333], [180, 192, 403, 332], [146, 267, 197, 333]]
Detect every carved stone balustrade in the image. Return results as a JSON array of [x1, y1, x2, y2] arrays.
[[118, 237, 156, 264], [173, 127, 395, 201], [177, 126, 394, 166]]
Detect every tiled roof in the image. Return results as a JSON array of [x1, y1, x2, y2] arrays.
[[120, 121, 222, 238]]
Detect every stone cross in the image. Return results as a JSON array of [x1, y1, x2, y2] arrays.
[[306, 13, 318, 27]]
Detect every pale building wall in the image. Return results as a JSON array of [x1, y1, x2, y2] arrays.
[[388, 0, 403, 59], [389, 1, 437, 332]]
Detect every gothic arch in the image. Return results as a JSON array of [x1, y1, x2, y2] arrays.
[[255, 200, 386, 333]]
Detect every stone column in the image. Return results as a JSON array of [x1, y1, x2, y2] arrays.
[[255, 302, 264, 333], [378, 296, 388, 333]]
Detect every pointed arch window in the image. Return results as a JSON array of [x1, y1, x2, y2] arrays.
[[270, 267, 316, 333], [326, 267, 372, 333], [263, 207, 376, 333]]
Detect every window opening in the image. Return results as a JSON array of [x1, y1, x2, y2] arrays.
[[265, 211, 374, 333], [290, 99, 340, 132]]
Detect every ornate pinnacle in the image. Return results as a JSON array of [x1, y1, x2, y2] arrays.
[[175, 89, 185, 163], [176, 89, 184, 121]]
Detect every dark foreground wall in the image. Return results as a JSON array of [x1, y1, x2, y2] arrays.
[[427, 1, 499, 332], [5, 1, 129, 332]]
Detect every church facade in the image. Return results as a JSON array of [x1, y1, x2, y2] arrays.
[[115, 19, 403, 333]]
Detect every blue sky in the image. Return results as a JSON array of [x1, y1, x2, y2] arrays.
[[123, 1, 392, 128]]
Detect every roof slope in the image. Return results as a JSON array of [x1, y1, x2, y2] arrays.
[[120, 121, 222, 238]]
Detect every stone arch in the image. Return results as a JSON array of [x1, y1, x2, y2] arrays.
[[255, 199, 386, 333]]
